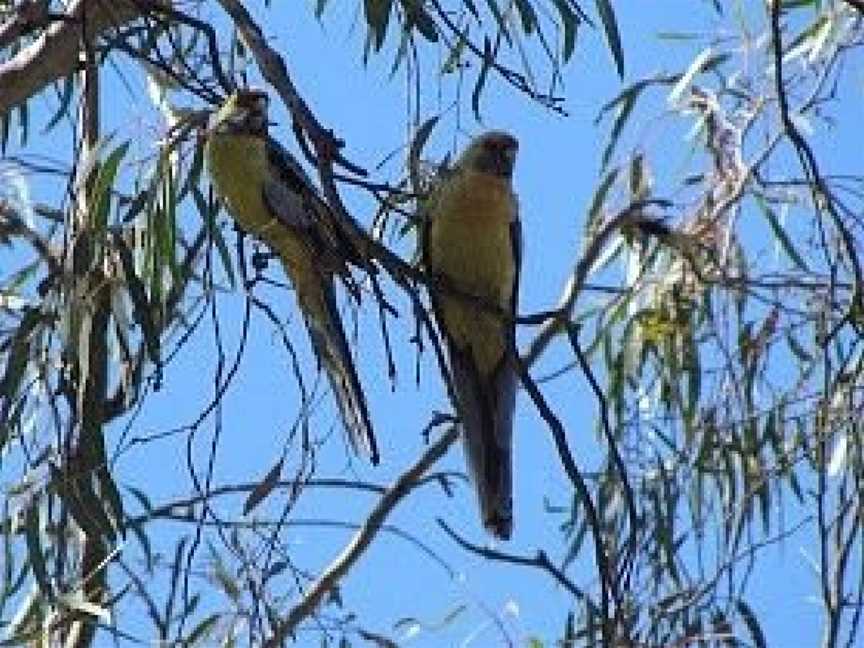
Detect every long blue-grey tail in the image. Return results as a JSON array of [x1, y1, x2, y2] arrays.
[[449, 348, 516, 539], [303, 278, 379, 465]]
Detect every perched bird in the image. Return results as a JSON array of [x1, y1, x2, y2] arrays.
[[423, 131, 521, 539], [205, 90, 379, 465]]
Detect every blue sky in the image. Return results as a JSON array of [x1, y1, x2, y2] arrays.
[[3, 0, 860, 645]]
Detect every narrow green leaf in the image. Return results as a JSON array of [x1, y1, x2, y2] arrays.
[[756, 197, 810, 271], [25, 502, 51, 597], [595, 0, 624, 77], [787, 464, 804, 502], [164, 157, 179, 280], [150, 206, 165, 306], [757, 464, 770, 535], [164, 537, 188, 627], [601, 89, 636, 167], [0, 307, 41, 439], [685, 331, 700, 425], [51, 463, 115, 542], [552, 0, 579, 61], [5, 562, 30, 605], [400, 0, 438, 42], [585, 167, 619, 234], [1, 110, 10, 154], [483, 0, 512, 46], [441, 27, 468, 74], [97, 466, 125, 538], [177, 137, 205, 203], [563, 611, 576, 643], [629, 153, 645, 198], [114, 232, 160, 365], [208, 542, 241, 601], [656, 31, 701, 41], [90, 141, 131, 234], [364, 0, 393, 51], [243, 457, 284, 515], [562, 513, 588, 569], [128, 521, 153, 572], [701, 52, 731, 74], [389, 23, 411, 78], [410, 117, 439, 166], [147, 157, 167, 308], [408, 115, 439, 193], [785, 0, 818, 6], [786, 331, 813, 362], [472, 37, 494, 121], [186, 613, 221, 646], [513, 0, 537, 34], [2, 501, 13, 602]]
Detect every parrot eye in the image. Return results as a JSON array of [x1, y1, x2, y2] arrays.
[[484, 135, 518, 154]]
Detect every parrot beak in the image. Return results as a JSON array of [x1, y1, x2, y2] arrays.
[[502, 142, 517, 169]]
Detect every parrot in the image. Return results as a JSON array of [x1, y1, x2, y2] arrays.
[[204, 90, 379, 465], [423, 131, 521, 539]]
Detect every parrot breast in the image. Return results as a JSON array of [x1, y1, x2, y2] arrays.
[[428, 170, 517, 375], [205, 133, 310, 281], [206, 133, 269, 230]]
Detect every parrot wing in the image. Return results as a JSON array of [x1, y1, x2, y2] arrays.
[[261, 143, 379, 465], [266, 138, 364, 272]]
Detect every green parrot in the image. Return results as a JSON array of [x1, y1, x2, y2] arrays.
[[205, 90, 379, 464], [423, 131, 521, 538]]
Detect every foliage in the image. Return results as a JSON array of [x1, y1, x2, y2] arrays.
[[1, 0, 863, 646]]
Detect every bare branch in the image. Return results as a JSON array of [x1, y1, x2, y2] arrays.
[[0, 0, 153, 114], [0, 0, 50, 50], [438, 519, 598, 613], [264, 427, 459, 646]]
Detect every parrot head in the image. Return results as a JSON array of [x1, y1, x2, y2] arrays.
[[459, 131, 519, 179], [208, 90, 270, 138]]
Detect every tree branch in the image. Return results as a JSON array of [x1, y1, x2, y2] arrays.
[[437, 519, 598, 613], [264, 427, 459, 647], [0, 0, 154, 114], [0, 0, 51, 50]]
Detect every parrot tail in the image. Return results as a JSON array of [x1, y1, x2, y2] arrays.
[[302, 277, 379, 465], [450, 348, 516, 540]]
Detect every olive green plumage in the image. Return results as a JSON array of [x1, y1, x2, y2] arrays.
[[205, 90, 379, 464], [423, 131, 521, 539]]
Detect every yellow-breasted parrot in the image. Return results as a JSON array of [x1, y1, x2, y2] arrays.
[[205, 90, 379, 464], [423, 131, 521, 538]]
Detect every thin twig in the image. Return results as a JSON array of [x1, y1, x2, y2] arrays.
[[566, 323, 638, 601], [437, 519, 599, 614], [264, 426, 459, 646]]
